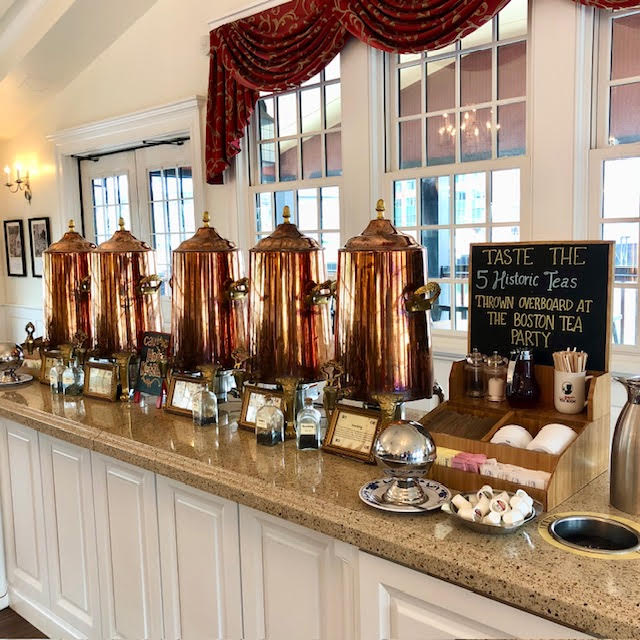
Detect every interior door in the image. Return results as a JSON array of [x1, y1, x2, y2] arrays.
[[134, 141, 196, 295], [80, 150, 140, 245]]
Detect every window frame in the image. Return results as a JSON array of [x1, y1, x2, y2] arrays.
[[589, 8, 640, 354], [246, 56, 346, 262], [382, 1, 532, 339]]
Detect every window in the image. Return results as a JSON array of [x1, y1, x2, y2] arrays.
[[148, 166, 195, 291], [394, 168, 520, 330], [91, 175, 131, 245], [591, 10, 640, 348], [249, 55, 343, 275], [386, 0, 527, 332], [80, 141, 197, 295]]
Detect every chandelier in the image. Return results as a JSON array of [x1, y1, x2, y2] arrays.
[[438, 109, 499, 140]]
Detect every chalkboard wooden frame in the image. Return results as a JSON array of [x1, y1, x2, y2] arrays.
[[468, 241, 614, 372]]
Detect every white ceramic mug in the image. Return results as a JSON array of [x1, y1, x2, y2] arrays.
[[553, 370, 592, 414]]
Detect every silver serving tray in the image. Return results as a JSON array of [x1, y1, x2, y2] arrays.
[[441, 491, 542, 535]]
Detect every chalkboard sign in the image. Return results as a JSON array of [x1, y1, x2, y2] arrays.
[[136, 331, 170, 396], [469, 241, 614, 371]]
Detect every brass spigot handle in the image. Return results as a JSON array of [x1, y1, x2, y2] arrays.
[[138, 274, 163, 295], [309, 279, 336, 306], [228, 277, 249, 300], [405, 281, 441, 313]]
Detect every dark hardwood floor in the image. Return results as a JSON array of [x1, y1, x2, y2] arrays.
[[0, 608, 47, 639]]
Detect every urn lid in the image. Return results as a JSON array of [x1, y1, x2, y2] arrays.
[[95, 218, 152, 253], [251, 206, 321, 253], [343, 199, 420, 251], [174, 212, 237, 252], [45, 220, 96, 254]]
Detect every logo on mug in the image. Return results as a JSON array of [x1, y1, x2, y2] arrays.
[[562, 382, 573, 395]]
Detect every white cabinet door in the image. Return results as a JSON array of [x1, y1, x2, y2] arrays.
[[0, 419, 49, 607], [91, 452, 163, 639], [157, 475, 243, 640], [359, 552, 592, 640], [239, 505, 359, 640], [39, 434, 101, 638]]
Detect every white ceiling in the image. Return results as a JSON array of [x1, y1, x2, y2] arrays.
[[0, 0, 159, 140]]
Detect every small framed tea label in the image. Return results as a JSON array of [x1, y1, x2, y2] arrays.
[[83, 362, 119, 401], [323, 404, 383, 464], [39, 350, 61, 385], [165, 374, 207, 417], [239, 385, 285, 431]]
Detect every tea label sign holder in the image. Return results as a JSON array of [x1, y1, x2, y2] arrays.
[[469, 241, 614, 372], [322, 403, 383, 464], [136, 331, 170, 396]]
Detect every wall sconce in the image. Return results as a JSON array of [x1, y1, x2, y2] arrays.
[[4, 165, 32, 204]]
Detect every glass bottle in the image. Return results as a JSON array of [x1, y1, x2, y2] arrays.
[[465, 348, 486, 398], [75, 357, 85, 393], [484, 351, 507, 402], [255, 397, 285, 446], [506, 349, 539, 408], [192, 379, 218, 426], [295, 396, 321, 450], [61, 360, 75, 395], [49, 358, 65, 395]]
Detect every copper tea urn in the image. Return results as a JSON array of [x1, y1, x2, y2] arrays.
[[43, 220, 95, 347], [248, 206, 333, 384], [91, 218, 162, 354], [171, 212, 247, 371], [335, 200, 440, 407]]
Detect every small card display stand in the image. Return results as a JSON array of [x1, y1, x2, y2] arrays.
[[424, 361, 610, 511]]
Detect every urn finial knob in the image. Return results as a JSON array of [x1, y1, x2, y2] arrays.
[[283, 205, 291, 223], [375, 199, 385, 219], [202, 211, 210, 227]]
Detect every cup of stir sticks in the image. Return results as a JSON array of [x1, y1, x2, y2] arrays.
[[553, 349, 591, 415]]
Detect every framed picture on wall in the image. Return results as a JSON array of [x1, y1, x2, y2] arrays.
[[28, 217, 51, 278], [3, 219, 27, 277]]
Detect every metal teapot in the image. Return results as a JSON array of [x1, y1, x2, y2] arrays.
[[611, 376, 640, 515]]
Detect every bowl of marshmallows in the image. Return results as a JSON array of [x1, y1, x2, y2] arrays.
[[441, 485, 541, 534]]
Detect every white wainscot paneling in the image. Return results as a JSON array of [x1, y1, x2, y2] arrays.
[[91, 452, 163, 640], [0, 305, 43, 343], [359, 552, 593, 640], [40, 435, 101, 638], [240, 505, 359, 640], [157, 476, 243, 640]]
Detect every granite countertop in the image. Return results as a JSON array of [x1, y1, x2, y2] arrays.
[[1, 382, 639, 638]]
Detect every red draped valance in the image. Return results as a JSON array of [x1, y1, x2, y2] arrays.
[[205, 0, 640, 184]]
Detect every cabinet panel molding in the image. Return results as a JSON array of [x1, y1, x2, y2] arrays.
[[157, 475, 243, 640], [91, 452, 163, 640], [358, 552, 592, 640], [39, 434, 101, 637], [239, 505, 358, 640], [0, 420, 49, 607]]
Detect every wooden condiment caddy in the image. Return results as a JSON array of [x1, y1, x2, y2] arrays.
[[423, 361, 610, 511]]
